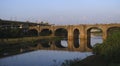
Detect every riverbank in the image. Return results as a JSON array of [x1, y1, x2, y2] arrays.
[[69, 55, 108, 66], [63, 55, 120, 66]]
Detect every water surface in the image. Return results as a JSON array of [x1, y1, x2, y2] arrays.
[[0, 36, 102, 66], [0, 50, 92, 66]]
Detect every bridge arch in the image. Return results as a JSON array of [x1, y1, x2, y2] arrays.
[[73, 28, 80, 48], [107, 26, 120, 37], [55, 40, 67, 48], [87, 27, 103, 49], [55, 28, 68, 37], [40, 29, 52, 36], [28, 29, 38, 36]]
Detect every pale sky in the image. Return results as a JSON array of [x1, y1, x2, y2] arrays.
[[0, 0, 120, 25]]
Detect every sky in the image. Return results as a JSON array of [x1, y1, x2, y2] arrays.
[[0, 0, 120, 25]]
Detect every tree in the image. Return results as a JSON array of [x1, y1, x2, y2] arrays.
[[93, 31, 120, 63]]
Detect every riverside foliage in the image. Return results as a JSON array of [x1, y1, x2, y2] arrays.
[[93, 31, 120, 63]]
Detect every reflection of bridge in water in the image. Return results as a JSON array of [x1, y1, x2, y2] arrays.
[[29, 41, 87, 51], [29, 24, 120, 51]]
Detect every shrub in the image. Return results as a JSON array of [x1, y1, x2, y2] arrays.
[[93, 31, 120, 63]]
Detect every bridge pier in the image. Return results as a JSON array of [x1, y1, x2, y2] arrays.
[[67, 26, 74, 50], [50, 41, 57, 50], [79, 25, 86, 51], [102, 29, 107, 41], [83, 28, 93, 52], [51, 31, 55, 36]]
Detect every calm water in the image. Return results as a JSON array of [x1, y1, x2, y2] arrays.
[[0, 50, 92, 66], [0, 36, 102, 66]]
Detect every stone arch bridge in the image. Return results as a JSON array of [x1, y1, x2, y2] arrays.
[[29, 24, 120, 51]]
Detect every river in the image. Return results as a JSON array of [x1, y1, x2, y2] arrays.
[[0, 36, 102, 66]]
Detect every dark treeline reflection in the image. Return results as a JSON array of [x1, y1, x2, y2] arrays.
[[0, 38, 69, 58]]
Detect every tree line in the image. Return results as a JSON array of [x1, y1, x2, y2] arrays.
[[0, 28, 38, 39]]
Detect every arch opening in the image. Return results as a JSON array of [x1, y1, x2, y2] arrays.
[[40, 29, 52, 36], [55, 28, 68, 38], [87, 27, 103, 49], [73, 29, 80, 48], [107, 27, 120, 37], [28, 29, 38, 36], [55, 40, 67, 48]]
